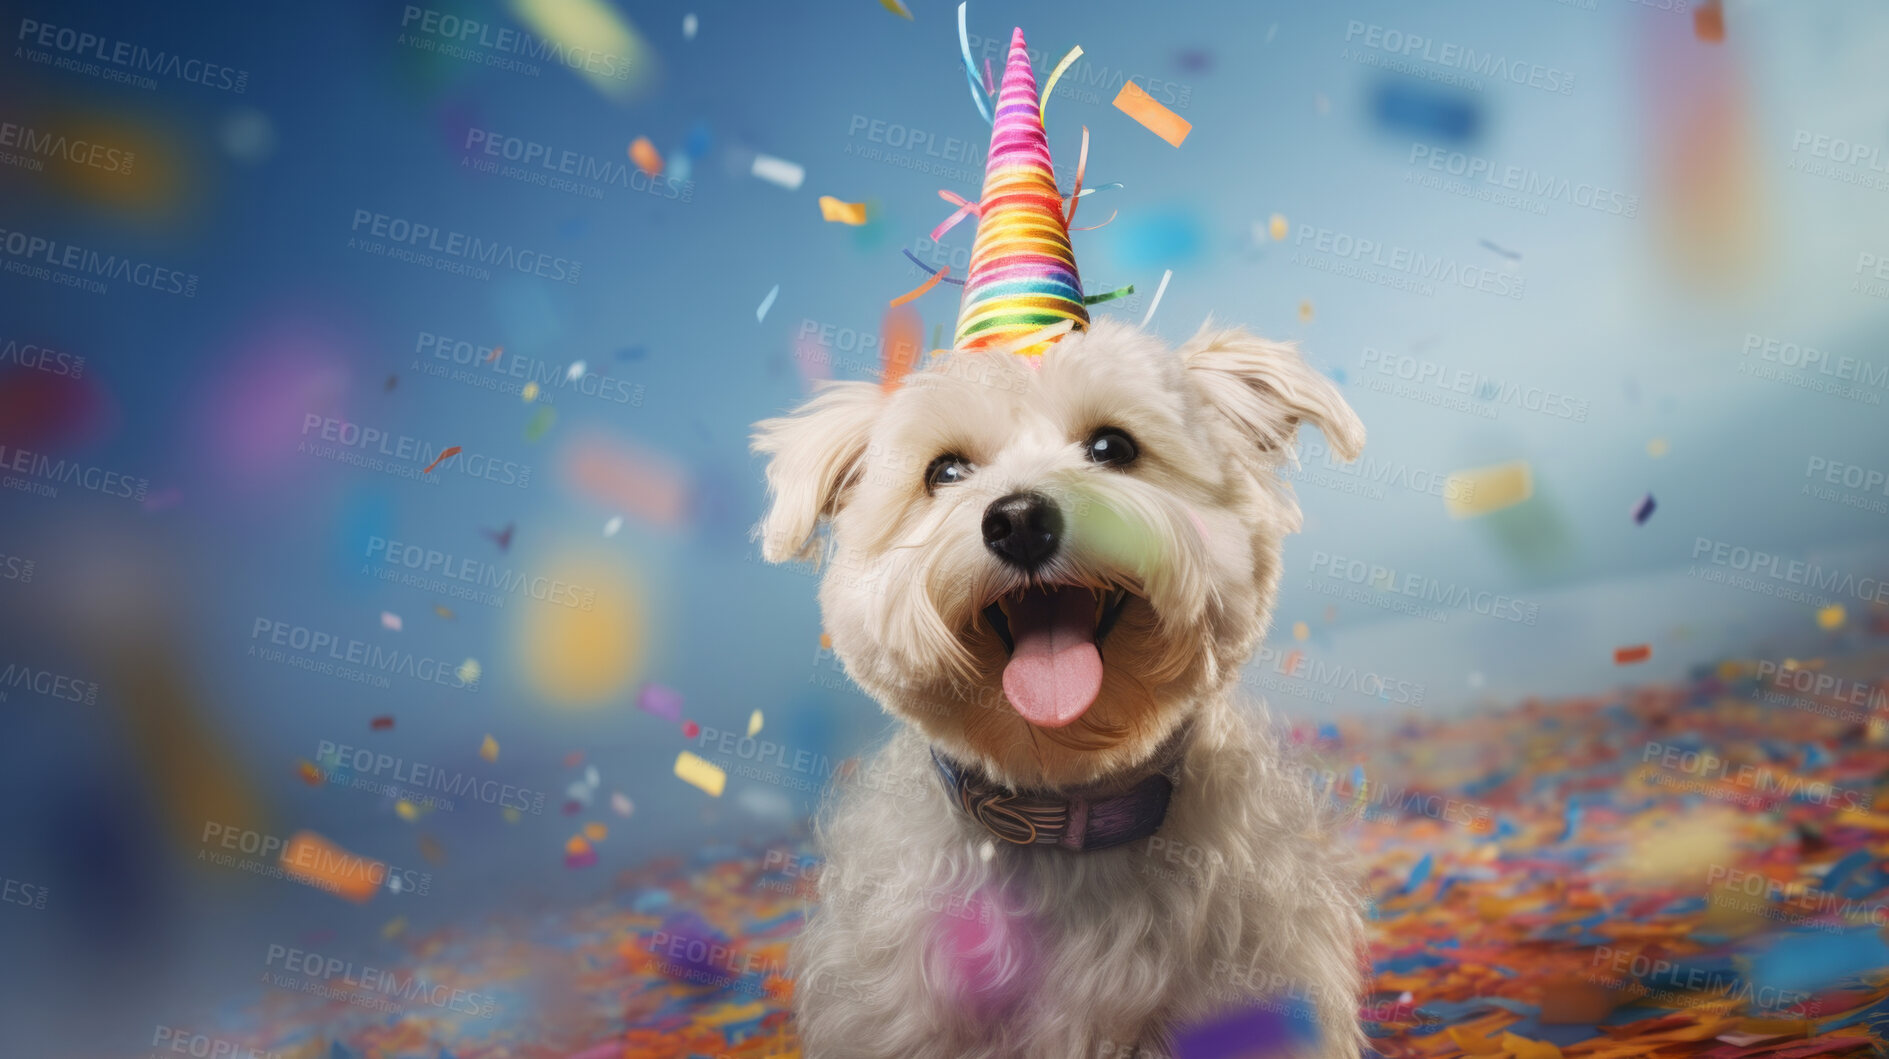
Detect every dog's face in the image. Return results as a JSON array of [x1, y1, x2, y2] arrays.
[[753, 318, 1362, 789]]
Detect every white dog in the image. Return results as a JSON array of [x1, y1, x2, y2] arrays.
[[752, 317, 1370, 1058]]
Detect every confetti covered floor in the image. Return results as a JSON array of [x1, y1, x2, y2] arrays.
[[209, 651, 1889, 1059]]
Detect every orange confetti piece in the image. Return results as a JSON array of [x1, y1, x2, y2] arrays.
[[880, 304, 922, 393], [879, 0, 913, 19], [565, 835, 591, 857], [1113, 80, 1192, 147], [819, 632, 832, 650], [480, 734, 499, 762], [889, 265, 949, 308], [280, 831, 382, 903], [818, 196, 869, 226], [1615, 644, 1652, 665], [1694, 0, 1724, 41], [296, 760, 323, 786], [628, 137, 663, 178], [583, 822, 608, 842], [421, 445, 461, 474], [484, 344, 503, 363]]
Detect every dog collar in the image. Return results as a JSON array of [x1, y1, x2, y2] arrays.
[[929, 736, 1185, 852]]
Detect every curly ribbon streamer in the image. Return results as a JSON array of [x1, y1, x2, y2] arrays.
[[958, 4, 993, 125], [1040, 45, 1083, 126]]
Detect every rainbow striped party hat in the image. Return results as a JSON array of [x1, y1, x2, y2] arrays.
[[953, 27, 1089, 358]]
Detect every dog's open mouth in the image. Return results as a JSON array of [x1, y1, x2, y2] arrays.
[[981, 585, 1132, 728]]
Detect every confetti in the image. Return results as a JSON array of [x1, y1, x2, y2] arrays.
[[820, 632, 833, 650], [628, 138, 663, 177], [456, 658, 482, 685], [524, 405, 557, 442], [420, 445, 461, 474], [1292, 621, 1309, 642], [681, 12, 696, 39], [1370, 82, 1482, 144], [881, 303, 922, 392], [674, 751, 726, 797], [383, 374, 397, 392], [750, 154, 804, 191], [756, 284, 780, 322], [1695, 0, 1725, 41], [485, 345, 504, 363], [746, 709, 764, 738], [395, 800, 420, 822], [682, 720, 701, 739], [1613, 644, 1651, 665], [1444, 461, 1534, 518], [1632, 493, 1657, 525], [418, 835, 444, 864], [297, 760, 323, 785], [1113, 80, 1192, 147], [1268, 213, 1288, 241], [1479, 238, 1522, 261], [879, 0, 913, 19], [381, 916, 406, 939], [1817, 604, 1847, 631], [637, 683, 684, 721], [370, 716, 394, 731], [1140, 269, 1173, 327], [1298, 299, 1314, 323], [585, 765, 599, 788], [566, 359, 587, 381], [603, 515, 623, 537], [280, 831, 380, 902], [502, 806, 521, 823], [611, 791, 634, 817], [480, 734, 499, 762], [433, 604, 455, 620], [583, 822, 608, 842], [1647, 436, 1670, 458], [484, 523, 514, 551], [380, 611, 402, 632], [521, 380, 539, 402], [818, 196, 869, 226], [564, 835, 597, 869]]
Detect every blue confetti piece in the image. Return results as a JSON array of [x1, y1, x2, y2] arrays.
[[1369, 81, 1482, 144], [1401, 852, 1434, 895]]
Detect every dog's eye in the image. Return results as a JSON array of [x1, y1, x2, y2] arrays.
[[1084, 428, 1139, 467], [925, 454, 973, 494]]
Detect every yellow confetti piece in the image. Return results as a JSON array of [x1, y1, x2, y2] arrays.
[[521, 381, 539, 403], [502, 806, 521, 823], [434, 604, 456, 620], [1298, 299, 1314, 323], [1817, 604, 1846, 630], [480, 734, 499, 763], [583, 822, 608, 842], [456, 658, 482, 686], [818, 196, 868, 226], [1647, 436, 1670, 458], [674, 750, 726, 797], [381, 916, 407, 939], [395, 800, 420, 822], [878, 0, 912, 19], [1268, 213, 1289, 241], [1500, 1033, 1564, 1059], [628, 137, 663, 178], [1112, 80, 1192, 147], [1445, 460, 1534, 519], [1292, 621, 1309, 642], [819, 632, 832, 650], [746, 709, 764, 738]]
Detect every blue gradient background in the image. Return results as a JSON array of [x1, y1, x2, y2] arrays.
[[2, 0, 1888, 1053]]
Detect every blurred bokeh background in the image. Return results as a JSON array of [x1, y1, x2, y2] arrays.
[[3, 0, 1888, 1054]]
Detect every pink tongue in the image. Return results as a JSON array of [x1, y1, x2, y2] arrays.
[[1001, 587, 1103, 728]]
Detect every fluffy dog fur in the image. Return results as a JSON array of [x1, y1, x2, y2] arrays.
[[752, 318, 1369, 1058]]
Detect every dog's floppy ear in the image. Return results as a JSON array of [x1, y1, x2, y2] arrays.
[[1180, 322, 1364, 462], [750, 381, 887, 563]]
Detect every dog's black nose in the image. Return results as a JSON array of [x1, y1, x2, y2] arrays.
[[982, 492, 1062, 570]]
